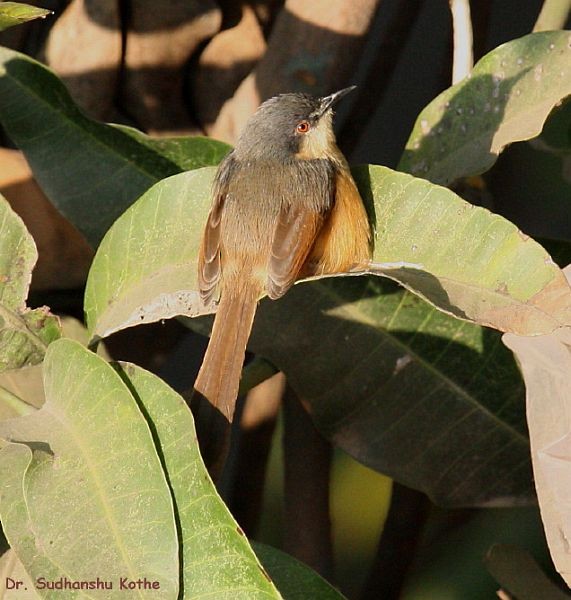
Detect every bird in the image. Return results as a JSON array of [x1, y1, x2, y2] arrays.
[[193, 87, 371, 469]]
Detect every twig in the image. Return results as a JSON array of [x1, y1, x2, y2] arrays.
[[229, 373, 284, 536], [448, 0, 473, 84], [360, 482, 430, 599], [283, 385, 334, 580], [533, 0, 571, 31]]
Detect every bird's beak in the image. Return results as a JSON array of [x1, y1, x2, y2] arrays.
[[318, 86, 357, 118]]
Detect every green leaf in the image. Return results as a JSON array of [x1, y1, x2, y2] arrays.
[[0, 47, 230, 247], [248, 276, 532, 507], [116, 362, 282, 598], [0, 196, 60, 372], [85, 165, 570, 342], [0, 339, 179, 599], [484, 544, 570, 600], [0, 3, 51, 32], [85, 168, 213, 341], [399, 31, 571, 184], [83, 162, 536, 504], [252, 543, 346, 600]]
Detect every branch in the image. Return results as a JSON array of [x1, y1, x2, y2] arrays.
[[533, 0, 571, 31], [360, 482, 430, 599], [283, 385, 334, 580], [209, 0, 381, 143], [229, 373, 284, 536]]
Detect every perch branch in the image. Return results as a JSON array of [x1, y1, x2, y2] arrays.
[[533, 0, 571, 31]]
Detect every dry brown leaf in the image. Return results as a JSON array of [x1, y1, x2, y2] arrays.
[[503, 265, 571, 588], [122, 0, 221, 134], [192, 3, 267, 135], [0, 149, 93, 291], [42, 0, 122, 121], [210, 0, 380, 142]]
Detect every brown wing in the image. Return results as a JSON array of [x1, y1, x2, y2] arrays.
[[267, 205, 325, 300], [198, 193, 224, 307]]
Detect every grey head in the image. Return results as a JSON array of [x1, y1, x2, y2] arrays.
[[234, 86, 356, 161]]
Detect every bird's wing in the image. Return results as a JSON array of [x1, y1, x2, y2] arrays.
[[267, 204, 325, 300], [198, 192, 224, 307]]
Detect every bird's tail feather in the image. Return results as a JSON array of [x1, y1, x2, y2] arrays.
[[195, 287, 258, 420], [192, 285, 258, 475]]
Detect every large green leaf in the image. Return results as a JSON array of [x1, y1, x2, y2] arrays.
[[0, 47, 230, 247], [247, 276, 531, 506], [117, 361, 282, 599], [0, 339, 179, 599], [84, 165, 543, 505], [0, 196, 60, 372], [0, 3, 51, 32], [85, 165, 570, 342], [399, 31, 571, 184]]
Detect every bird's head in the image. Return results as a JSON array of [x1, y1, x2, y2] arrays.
[[234, 86, 356, 161]]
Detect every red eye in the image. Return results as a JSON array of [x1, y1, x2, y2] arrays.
[[296, 120, 310, 133]]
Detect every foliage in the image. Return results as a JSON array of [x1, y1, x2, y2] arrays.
[[0, 7, 568, 599]]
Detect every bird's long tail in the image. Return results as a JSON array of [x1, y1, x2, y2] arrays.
[[192, 284, 259, 474]]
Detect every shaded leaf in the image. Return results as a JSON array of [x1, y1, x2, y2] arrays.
[[489, 100, 571, 243], [0, 339, 179, 599], [252, 543, 346, 600], [0, 3, 51, 32], [246, 276, 531, 507], [484, 543, 569, 599], [117, 362, 282, 599], [85, 165, 570, 343], [0, 196, 60, 372], [399, 31, 571, 185], [503, 269, 571, 587], [0, 47, 230, 247]]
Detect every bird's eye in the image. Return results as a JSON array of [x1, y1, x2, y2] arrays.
[[296, 120, 311, 134]]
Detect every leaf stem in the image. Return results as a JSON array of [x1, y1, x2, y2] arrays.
[[0, 386, 35, 416], [449, 0, 474, 84], [283, 385, 334, 580], [360, 482, 430, 599]]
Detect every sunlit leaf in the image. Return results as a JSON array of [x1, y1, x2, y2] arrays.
[[0, 3, 51, 32], [117, 361, 283, 598], [0, 196, 60, 372], [0, 339, 179, 599], [85, 165, 570, 341], [0, 550, 40, 599], [400, 31, 571, 185]]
